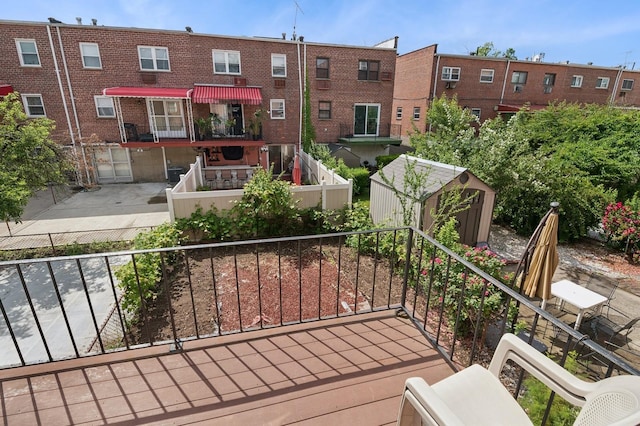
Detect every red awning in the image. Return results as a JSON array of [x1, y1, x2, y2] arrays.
[[0, 85, 14, 96], [192, 85, 262, 105], [496, 103, 546, 113], [102, 87, 192, 98]]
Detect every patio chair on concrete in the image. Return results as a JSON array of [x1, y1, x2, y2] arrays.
[[583, 316, 640, 350], [397, 333, 640, 426]]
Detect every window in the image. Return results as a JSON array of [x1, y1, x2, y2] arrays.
[[80, 43, 101, 69], [213, 50, 241, 74], [413, 107, 420, 120], [138, 46, 169, 71], [596, 77, 610, 89], [358, 60, 379, 81], [511, 71, 528, 84], [15, 39, 40, 66], [353, 104, 380, 136], [94, 96, 114, 117], [396, 107, 403, 120], [543, 73, 556, 86], [270, 99, 285, 119], [571, 75, 583, 88], [22, 94, 45, 117], [316, 57, 329, 79], [271, 54, 286, 77], [441, 66, 460, 81], [319, 101, 331, 119], [480, 69, 494, 83], [622, 79, 634, 90], [470, 108, 481, 119]]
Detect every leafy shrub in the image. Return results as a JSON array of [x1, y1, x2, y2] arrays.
[[519, 351, 581, 425], [175, 206, 232, 242], [115, 223, 182, 315], [375, 154, 399, 168], [602, 201, 640, 263]]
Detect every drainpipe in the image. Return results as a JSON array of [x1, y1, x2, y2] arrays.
[[609, 67, 624, 106], [56, 26, 91, 185], [46, 25, 83, 187], [500, 60, 511, 105], [429, 55, 441, 133], [297, 39, 304, 155]]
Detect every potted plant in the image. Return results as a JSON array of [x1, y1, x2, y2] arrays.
[[225, 118, 237, 136], [194, 117, 212, 140], [248, 109, 263, 140]]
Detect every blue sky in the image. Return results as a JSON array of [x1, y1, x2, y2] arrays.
[[4, 0, 640, 68]]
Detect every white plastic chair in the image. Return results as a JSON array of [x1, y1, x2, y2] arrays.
[[397, 333, 640, 426]]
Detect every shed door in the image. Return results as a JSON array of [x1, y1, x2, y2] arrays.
[[455, 189, 485, 246]]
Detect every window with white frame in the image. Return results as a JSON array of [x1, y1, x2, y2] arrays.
[[80, 43, 101, 69], [213, 50, 241, 74], [622, 79, 634, 90], [571, 75, 583, 88], [511, 71, 528, 84], [138, 46, 169, 71], [413, 107, 420, 120], [441, 66, 460, 81], [270, 99, 285, 119], [470, 108, 481, 119], [22, 94, 45, 117], [15, 39, 40, 66], [596, 77, 610, 89], [94, 96, 115, 117], [396, 107, 402, 120], [271, 54, 286, 77], [480, 69, 494, 83]]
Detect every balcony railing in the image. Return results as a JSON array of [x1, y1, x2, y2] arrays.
[[0, 227, 637, 381]]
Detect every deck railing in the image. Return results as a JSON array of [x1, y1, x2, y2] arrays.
[[1, 227, 637, 382]]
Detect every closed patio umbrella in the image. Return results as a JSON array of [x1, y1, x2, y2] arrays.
[[522, 202, 560, 309], [292, 153, 301, 186]]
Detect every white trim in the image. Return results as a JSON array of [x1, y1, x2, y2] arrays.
[[621, 79, 634, 91], [441, 66, 460, 81], [94, 95, 115, 117], [138, 45, 170, 71], [271, 53, 287, 77], [570, 75, 583, 88], [270, 99, 285, 119], [15, 38, 41, 67], [413, 107, 420, 120], [21, 94, 46, 117], [213, 50, 241, 75], [596, 76, 610, 89], [480, 68, 494, 83], [80, 42, 102, 69], [353, 103, 380, 136]]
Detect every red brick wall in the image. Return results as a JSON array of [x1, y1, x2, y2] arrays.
[[1, 20, 397, 149]]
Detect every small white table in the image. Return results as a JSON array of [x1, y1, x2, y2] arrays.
[[546, 279, 608, 330]]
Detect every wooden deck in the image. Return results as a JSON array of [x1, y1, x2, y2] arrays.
[[0, 311, 455, 425]]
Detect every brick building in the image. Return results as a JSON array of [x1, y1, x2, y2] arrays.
[[393, 45, 640, 140], [1, 19, 398, 184]]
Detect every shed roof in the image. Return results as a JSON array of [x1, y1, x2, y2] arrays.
[[370, 155, 467, 198]]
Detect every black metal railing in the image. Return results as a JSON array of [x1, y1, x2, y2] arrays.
[[0, 226, 637, 385]]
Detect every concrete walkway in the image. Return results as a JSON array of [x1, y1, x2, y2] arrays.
[[0, 183, 171, 249]]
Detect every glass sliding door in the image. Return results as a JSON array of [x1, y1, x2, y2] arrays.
[[353, 104, 380, 136]]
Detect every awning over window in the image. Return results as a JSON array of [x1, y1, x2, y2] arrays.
[[0, 85, 14, 96], [191, 85, 262, 105], [496, 103, 546, 113], [102, 87, 192, 98]]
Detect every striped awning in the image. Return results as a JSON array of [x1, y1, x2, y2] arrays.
[[191, 85, 262, 105], [102, 87, 192, 98]]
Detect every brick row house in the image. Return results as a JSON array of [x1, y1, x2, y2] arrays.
[[393, 44, 640, 139], [1, 19, 398, 185]]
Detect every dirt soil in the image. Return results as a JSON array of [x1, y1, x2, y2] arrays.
[[127, 226, 640, 346]]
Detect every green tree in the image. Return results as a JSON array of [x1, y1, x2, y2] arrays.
[[0, 92, 70, 222], [474, 41, 517, 59], [409, 95, 478, 165]]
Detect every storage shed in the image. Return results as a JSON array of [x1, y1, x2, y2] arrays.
[[370, 155, 495, 246]]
